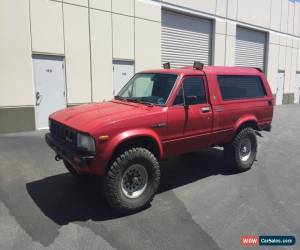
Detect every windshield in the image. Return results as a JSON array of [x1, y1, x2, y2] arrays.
[[116, 73, 178, 105]]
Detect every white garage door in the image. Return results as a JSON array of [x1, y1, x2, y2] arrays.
[[162, 10, 212, 68], [235, 27, 266, 71]]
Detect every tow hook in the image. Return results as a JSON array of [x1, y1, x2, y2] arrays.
[[55, 155, 62, 161]]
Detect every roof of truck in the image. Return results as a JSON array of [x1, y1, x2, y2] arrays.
[[141, 66, 262, 76]]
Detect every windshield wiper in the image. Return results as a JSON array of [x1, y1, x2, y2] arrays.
[[114, 95, 127, 101], [125, 97, 154, 107]]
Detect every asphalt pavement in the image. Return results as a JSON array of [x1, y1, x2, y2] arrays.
[[0, 104, 299, 250]]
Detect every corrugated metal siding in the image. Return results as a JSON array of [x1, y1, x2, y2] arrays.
[[235, 27, 266, 71], [161, 11, 212, 68]]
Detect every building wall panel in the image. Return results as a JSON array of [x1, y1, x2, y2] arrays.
[[63, 0, 88, 7], [216, 0, 227, 17], [165, 0, 217, 15], [214, 33, 226, 65], [294, 3, 300, 36], [90, 0, 111, 11], [64, 4, 91, 104], [30, 0, 64, 54], [237, 0, 271, 28], [290, 47, 297, 95], [284, 46, 292, 93], [135, 0, 161, 22], [225, 35, 235, 66], [0, 0, 33, 107], [90, 9, 113, 102], [297, 49, 300, 70], [270, 0, 282, 31], [278, 45, 286, 70], [287, 0, 294, 34], [267, 43, 279, 92], [112, 14, 134, 60], [227, 0, 238, 19], [135, 19, 161, 72], [281, 0, 288, 33], [112, 0, 134, 16]]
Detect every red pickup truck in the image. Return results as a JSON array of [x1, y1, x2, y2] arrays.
[[46, 62, 274, 213]]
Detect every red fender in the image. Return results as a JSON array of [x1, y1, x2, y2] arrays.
[[233, 115, 258, 134], [102, 128, 164, 163]]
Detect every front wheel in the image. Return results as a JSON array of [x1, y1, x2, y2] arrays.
[[104, 147, 160, 214], [224, 127, 257, 171]]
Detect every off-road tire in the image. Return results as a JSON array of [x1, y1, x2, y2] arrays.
[[224, 127, 257, 171], [104, 147, 160, 214]]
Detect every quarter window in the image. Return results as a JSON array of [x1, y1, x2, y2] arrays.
[[217, 75, 266, 100]]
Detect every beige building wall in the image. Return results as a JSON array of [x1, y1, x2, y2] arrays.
[[63, 3, 91, 104], [90, 0, 111, 11], [90, 9, 113, 102], [112, 14, 135, 60], [0, 0, 33, 107], [135, 19, 161, 72], [30, 0, 64, 54]]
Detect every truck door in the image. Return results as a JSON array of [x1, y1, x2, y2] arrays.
[[165, 76, 213, 156]]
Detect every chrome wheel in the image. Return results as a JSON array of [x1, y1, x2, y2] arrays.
[[239, 138, 252, 162], [121, 164, 148, 199]]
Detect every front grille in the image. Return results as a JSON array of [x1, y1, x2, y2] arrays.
[[49, 120, 77, 146]]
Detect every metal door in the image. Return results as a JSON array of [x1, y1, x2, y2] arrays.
[[296, 72, 300, 103], [276, 71, 285, 105], [113, 60, 134, 96], [235, 27, 266, 71], [162, 10, 212, 68], [33, 55, 66, 129]]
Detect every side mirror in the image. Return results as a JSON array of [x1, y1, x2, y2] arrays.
[[184, 95, 197, 108]]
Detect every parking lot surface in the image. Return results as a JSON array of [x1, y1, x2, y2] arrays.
[[0, 104, 300, 250]]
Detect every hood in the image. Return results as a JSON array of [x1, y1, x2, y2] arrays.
[[50, 100, 154, 132]]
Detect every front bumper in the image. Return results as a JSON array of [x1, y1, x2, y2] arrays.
[[45, 133, 95, 168]]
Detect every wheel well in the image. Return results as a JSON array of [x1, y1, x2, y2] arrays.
[[112, 136, 160, 160], [236, 121, 259, 135]]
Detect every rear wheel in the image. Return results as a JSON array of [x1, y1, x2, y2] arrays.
[[224, 127, 257, 171], [104, 147, 160, 214]]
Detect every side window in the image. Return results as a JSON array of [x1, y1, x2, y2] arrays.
[[217, 75, 266, 100], [173, 77, 206, 105]]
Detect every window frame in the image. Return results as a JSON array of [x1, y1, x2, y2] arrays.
[[216, 74, 267, 102], [172, 75, 208, 106]]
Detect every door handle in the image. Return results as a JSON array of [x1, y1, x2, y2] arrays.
[[201, 107, 210, 113], [36, 91, 42, 106]]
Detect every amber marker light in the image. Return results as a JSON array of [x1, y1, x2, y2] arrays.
[[98, 135, 109, 142]]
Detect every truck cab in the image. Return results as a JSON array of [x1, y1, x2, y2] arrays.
[[46, 62, 274, 214]]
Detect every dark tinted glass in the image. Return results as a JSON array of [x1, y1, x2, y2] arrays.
[[217, 75, 265, 100], [173, 77, 206, 105]]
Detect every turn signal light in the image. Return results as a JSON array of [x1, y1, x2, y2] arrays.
[[98, 135, 109, 142]]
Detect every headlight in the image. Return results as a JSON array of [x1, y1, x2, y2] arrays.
[[77, 133, 95, 153]]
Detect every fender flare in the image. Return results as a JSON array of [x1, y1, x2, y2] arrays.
[[233, 115, 258, 134], [105, 128, 164, 161]]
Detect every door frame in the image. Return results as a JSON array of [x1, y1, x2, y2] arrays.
[[296, 71, 300, 104], [112, 59, 135, 96], [32, 54, 67, 130], [276, 70, 285, 105]]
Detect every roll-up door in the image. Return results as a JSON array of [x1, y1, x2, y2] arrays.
[[235, 27, 266, 70], [161, 10, 212, 68]]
